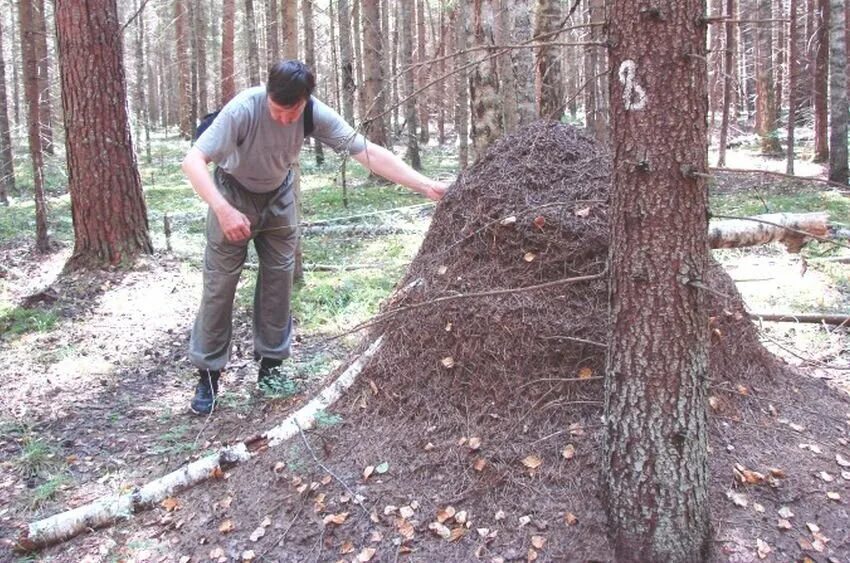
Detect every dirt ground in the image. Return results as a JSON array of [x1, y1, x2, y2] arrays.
[[1, 156, 850, 561]]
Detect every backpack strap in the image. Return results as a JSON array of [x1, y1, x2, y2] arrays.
[[195, 110, 220, 141], [303, 98, 314, 138]]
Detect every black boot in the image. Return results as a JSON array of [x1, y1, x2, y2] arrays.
[[190, 369, 220, 415], [258, 357, 283, 386]]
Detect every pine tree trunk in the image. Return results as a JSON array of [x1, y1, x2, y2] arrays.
[[281, 0, 299, 59], [133, 0, 151, 165], [302, 0, 324, 165], [774, 0, 785, 117], [195, 0, 209, 116], [587, 0, 609, 143], [469, 0, 502, 161], [437, 2, 449, 144], [381, 0, 393, 141], [390, 3, 400, 137], [828, 0, 848, 183], [755, 0, 782, 154], [510, 0, 535, 126], [221, 0, 237, 105], [353, 0, 367, 121], [535, 0, 563, 121], [33, 0, 53, 154], [401, 0, 421, 168], [18, 0, 49, 252], [0, 13, 15, 205], [267, 0, 279, 64], [813, 0, 829, 161], [175, 0, 192, 138], [187, 0, 199, 138], [718, 0, 737, 167], [362, 0, 389, 146], [496, 0, 518, 133], [787, 0, 799, 174], [604, 0, 711, 559], [245, 0, 261, 85], [453, 4, 469, 168], [416, 0, 430, 143], [9, 9, 20, 126], [55, 0, 153, 268], [339, 0, 356, 124]]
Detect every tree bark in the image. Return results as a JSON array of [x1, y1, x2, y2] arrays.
[[362, 0, 389, 145], [266, 0, 279, 64], [495, 0, 518, 133], [186, 0, 199, 138], [510, 0, 535, 126], [245, 0, 261, 85], [813, 0, 829, 162], [604, 0, 712, 560], [469, 0, 502, 161], [416, 0, 430, 143], [787, 0, 799, 174], [709, 211, 829, 252], [353, 0, 367, 122], [755, 0, 783, 154], [717, 0, 737, 167], [281, 0, 298, 59], [586, 0, 609, 143], [175, 0, 192, 138], [302, 0, 324, 166], [18, 0, 49, 253], [535, 0, 564, 121], [0, 12, 15, 205], [133, 0, 151, 165], [32, 0, 53, 154], [195, 0, 209, 116], [339, 0, 356, 124], [221, 0, 236, 105], [401, 0, 421, 169], [828, 0, 849, 183], [453, 4, 469, 168], [55, 0, 153, 269]]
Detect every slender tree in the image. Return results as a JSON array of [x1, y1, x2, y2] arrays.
[[18, 0, 49, 252], [755, 0, 782, 154], [338, 0, 356, 124], [175, 0, 192, 138], [717, 0, 737, 166], [221, 0, 236, 104], [187, 0, 199, 138], [302, 0, 324, 165], [0, 12, 15, 205], [813, 0, 829, 161], [133, 0, 151, 164], [416, 0, 430, 143], [787, 0, 799, 174], [195, 0, 209, 116], [266, 0, 280, 63], [453, 4, 469, 168], [362, 0, 389, 145], [495, 0, 518, 133], [401, 0, 421, 168], [9, 6, 20, 126], [510, 0, 535, 126], [281, 0, 298, 58], [469, 0, 502, 160], [604, 0, 712, 559], [33, 0, 53, 154], [245, 0, 261, 85], [353, 0, 367, 121], [55, 0, 152, 267], [828, 0, 848, 183], [535, 0, 563, 121]]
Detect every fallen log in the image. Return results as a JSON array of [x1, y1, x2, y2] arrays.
[[748, 312, 850, 326], [16, 337, 384, 552], [709, 212, 830, 252]]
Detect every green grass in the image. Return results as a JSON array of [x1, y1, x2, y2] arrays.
[[14, 433, 60, 479], [29, 473, 71, 509], [0, 305, 59, 336], [151, 423, 196, 456], [711, 190, 850, 225], [314, 410, 344, 428]]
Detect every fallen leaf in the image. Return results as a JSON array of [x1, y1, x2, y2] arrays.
[[518, 515, 531, 527], [375, 462, 389, 474], [384, 505, 398, 515], [736, 384, 749, 395], [799, 443, 823, 454], [363, 466, 374, 480], [424, 442, 435, 451], [531, 535, 546, 549], [843, 471, 850, 480], [273, 462, 286, 474], [495, 509, 506, 521], [564, 512, 578, 526], [527, 548, 538, 561], [756, 539, 771, 559], [798, 538, 814, 551], [441, 357, 455, 369], [455, 510, 468, 524], [753, 503, 765, 513], [399, 505, 415, 519], [260, 516, 271, 528], [249, 526, 266, 542], [577, 367, 593, 380], [777, 506, 794, 519], [398, 519, 415, 540], [477, 528, 490, 537], [789, 422, 805, 432], [742, 469, 766, 485], [473, 458, 487, 471], [428, 522, 452, 539], [522, 455, 543, 470], [323, 512, 349, 525], [533, 216, 546, 230], [356, 547, 377, 561], [449, 527, 466, 542], [241, 550, 256, 561], [468, 437, 482, 451], [837, 454, 850, 468], [457, 437, 468, 446], [777, 518, 792, 530], [340, 541, 355, 554], [437, 265, 448, 275], [209, 547, 225, 559], [768, 467, 786, 478], [812, 539, 826, 552], [708, 396, 720, 410], [806, 522, 820, 533], [161, 497, 180, 512], [211, 466, 224, 479], [370, 530, 383, 543], [819, 471, 834, 482], [568, 423, 585, 436], [218, 519, 235, 534], [179, 557, 191, 563], [574, 206, 591, 218], [562, 444, 576, 460], [826, 491, 841, 501], [726, 491, 748, 508], [437, 506, 456, 523], [500, 216, 517, 226], [444, 322, 453, 332], [523, 252, 536, 262]]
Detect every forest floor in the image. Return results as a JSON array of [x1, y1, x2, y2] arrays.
[[0, 129, 849, 562]]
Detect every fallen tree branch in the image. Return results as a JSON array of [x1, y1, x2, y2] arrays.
[[16, 337, 384, 552], [301, 224, 420, 236], [708, 167, 850, 190], [708, 212, 829, 252], [749, 312, 850, 326]]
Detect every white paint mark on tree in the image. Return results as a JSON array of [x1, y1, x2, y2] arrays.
[[618, 60, 647, 110]]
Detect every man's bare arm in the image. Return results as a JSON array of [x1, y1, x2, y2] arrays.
[[351, 141, 448, 200]]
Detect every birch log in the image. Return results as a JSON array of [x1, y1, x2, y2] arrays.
[[16, 337, 384, 552], [709, 212, 830, 252]]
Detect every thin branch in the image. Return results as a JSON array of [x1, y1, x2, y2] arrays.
[[709, 167, 850, 189], [120, 0, 155, 32]]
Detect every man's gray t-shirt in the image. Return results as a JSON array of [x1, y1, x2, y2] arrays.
[[194, 86, 367, 193]]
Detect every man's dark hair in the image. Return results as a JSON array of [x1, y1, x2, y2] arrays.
[[267, 60, 315, 106]]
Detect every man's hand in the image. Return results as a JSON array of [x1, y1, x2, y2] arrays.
[[214, 202, 252, 242], [424, 181, 449, 201]]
